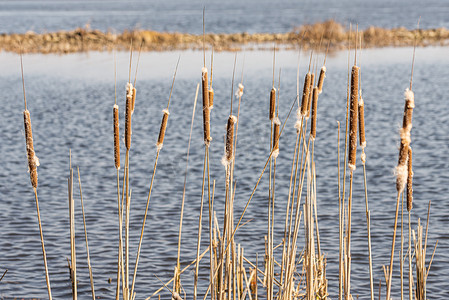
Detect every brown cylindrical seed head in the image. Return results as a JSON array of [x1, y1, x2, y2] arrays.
[[300, 72, 311, 116], [348, 66, 359, 170], [407, 146, 413, 212], [269, 87, 276, 120], [131, 87, 137, 113], [202, 68, 211, 144], [306, 73, 315, 118], [209, 88, 214, 109], [317, 66, 326, 94], [225, 115, 237, 162], [358, 97, 366, 148], [24, 110, 38, 188], [310, 87, 319, 140], [272, 117, 280, 150], [125, 83, 133, 150], [113, 105, 120, 169], [157, 109, 169, 149]]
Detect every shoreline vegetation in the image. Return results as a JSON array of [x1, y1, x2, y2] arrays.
[[2, 20, 449, 54]]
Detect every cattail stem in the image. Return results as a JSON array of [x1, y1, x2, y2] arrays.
[[386, 192, 402, 300], [408, 211, 413, 300], [116, 168, 123, 300], [33, 188, 53, 300], [77, 168, 95, 300], [68, 162, 77, 300]]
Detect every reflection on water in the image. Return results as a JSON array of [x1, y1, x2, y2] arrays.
[[0, 47, 448, 298]]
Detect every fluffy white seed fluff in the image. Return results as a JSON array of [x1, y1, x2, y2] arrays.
[[294, 119, 301, 133], [361, 141, 367, 149], [395, 164, 408, 192], [114, 104, 119, 109], [404, 88, 414, 105], [156, 143, 163, 151], [236, 83, 244, 97], [162, 108, 170, 115], [172, 292, 183, 300], [202, 67, 208, 80], [273, 117, 281, 126], [321, 66, 326, 73], [361, 152, 366, 164], [272, 148, 280, 159], [399, 127, 411, 145], [126, 82, 133, 99], [231, 115, 238, 123], [221, 154, 232, 167], [349, 163, 356, 171]]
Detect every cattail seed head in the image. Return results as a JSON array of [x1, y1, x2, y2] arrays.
[[310, 87, 319, 140], [269, 87, 276, 120], [113, 105, 120, 169], [156, 109, 170, 150], [131, 87, 137, 114], [209, 88, 214, 110], [202, 67, 211, 145], [402, 89, 415, 133], [272, 117, 280, 158], [224, 115, 237, 164], [317, 66, 326, 94], [300, 72, 311, 116], [24, 110, 39, 188], [125, 82, 133, 150], [407, 146, 413, 212], [348, 66, 359, 171], [306, 73, 315, 119], [358, 97, 366, 148]]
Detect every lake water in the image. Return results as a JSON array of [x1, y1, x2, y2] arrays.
[[0, 0, 448, 34], [0, 46, 448, 299], [0, 1, 449, 299]]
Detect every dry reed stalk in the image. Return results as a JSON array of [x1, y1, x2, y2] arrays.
[[130, 58, 180, 298], [21, 54, 52, 298], [68, 156, 77, 300], [387, 89, 415, 300], [77, 168, 96, 300], [317, 66, 326, 94], [310, 87, 319, 140], [300, 73, 311, 116], [175, 83, 200, 294]]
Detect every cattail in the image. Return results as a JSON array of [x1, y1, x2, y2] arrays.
[[125, 82, 133, 150], [294, 108, 302, 133], [396, 89, 415, 192], [131, 87, 137, 113], [272, 117, 280, 158], [300, 72, 311, 116], [156, 109, 170, 150], [317, 66, 326, 94], [407, 146, 413, 212], [237, 83, 244, 98], [310, 87, 319, 140], [306, 73, 315, 118], [202, 67, 211, 145], [348, 66, 359, 171], [358, 96, 366, 149], [113, 104, 120, 169], [209, 88, 214, 109], [224, 115, 237, 164], [24, 110, 39, 188], [269, 87, 276, 120], [172, 292, 183, 300]]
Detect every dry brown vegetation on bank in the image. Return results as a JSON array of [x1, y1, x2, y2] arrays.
[[2, 20, 449, 54]]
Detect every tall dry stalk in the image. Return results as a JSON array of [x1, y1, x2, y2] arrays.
[[20, 53, 52, 300], [130, 57, 180, 299], [68, 152, 77, 300]]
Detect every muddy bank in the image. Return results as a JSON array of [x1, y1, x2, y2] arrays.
[[2, 20, 448, 54]]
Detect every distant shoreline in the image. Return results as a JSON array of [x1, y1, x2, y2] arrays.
[[2, 20, 448, 54]]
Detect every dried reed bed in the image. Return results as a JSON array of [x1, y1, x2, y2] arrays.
[[4, 20, 449, 54]]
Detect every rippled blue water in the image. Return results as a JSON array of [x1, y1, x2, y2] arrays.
[[0, 0, 447, 34], [0, 47, 448, 298]]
